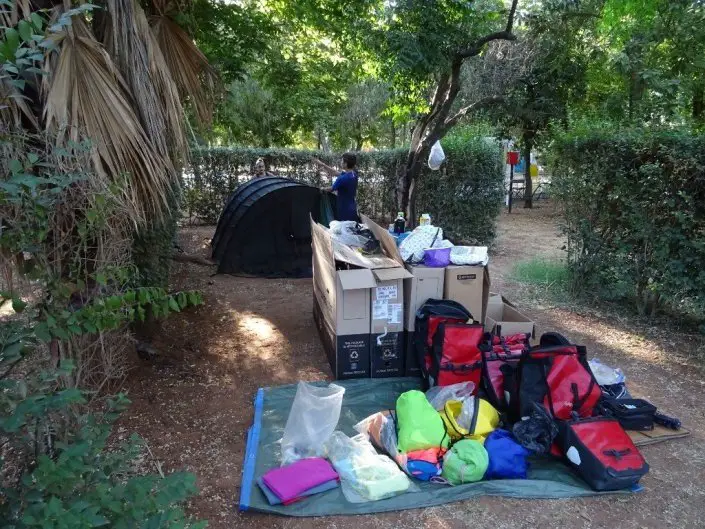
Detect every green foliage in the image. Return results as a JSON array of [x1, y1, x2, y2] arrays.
[[185, 137, 504, 244], [132, 210, 180, 290], [0, 133, 205, 529], [577, 0, 705, 124], [551, 128, 705, 319], [0, 359, 204, 529], [512, 257, 570, 287], [414, 133, 504, 244]]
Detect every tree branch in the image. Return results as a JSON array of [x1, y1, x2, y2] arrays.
[[444, 95, 505, 129], [458, 0, 520, 59]]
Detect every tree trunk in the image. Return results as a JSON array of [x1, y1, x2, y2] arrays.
[[693, 85, 704, 122], [355, 136, 364, 151], [522, 132, 533, 209], [390, 119, 396, 148]]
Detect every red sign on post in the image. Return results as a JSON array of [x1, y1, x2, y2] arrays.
[[506, 151, 520, 166]]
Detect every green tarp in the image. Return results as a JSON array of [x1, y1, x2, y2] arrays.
[[239, 378, 632, 517]]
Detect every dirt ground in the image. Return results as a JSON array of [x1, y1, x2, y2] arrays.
[[121, 202, 705, 529]]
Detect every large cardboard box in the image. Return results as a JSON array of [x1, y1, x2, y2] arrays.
[[443, 265, 491, 323], [485, 294, 535, 338], [403, 264, 445, 376], [369, 268, 408, 378], [311, 215, 411, 379]]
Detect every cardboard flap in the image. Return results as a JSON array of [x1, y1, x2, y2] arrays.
[[360, 214, 404, 266], [332, 240, 400, 269], [373, 267, 413, 281], [338, 269, 376, 290], [311, 216, 335, 268], [488, 293, 516, 308]]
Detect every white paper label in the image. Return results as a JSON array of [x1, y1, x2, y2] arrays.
[[388, 303, 402, 324], [373, 300, 388, 320], [376, 285, 398, 301]]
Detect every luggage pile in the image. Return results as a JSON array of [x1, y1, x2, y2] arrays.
[[392, 298, 649, 492]]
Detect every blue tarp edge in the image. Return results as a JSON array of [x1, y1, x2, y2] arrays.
[[239, 387, 265, 511]]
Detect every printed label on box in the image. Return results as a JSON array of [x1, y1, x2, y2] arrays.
[[373, 300, 388, 320], [388, 303, 402, 324], [376, 285, 398, 300], [457, 274, 477, 281]]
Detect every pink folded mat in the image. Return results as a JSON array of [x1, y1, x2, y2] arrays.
[[261, 458, 339, 503]]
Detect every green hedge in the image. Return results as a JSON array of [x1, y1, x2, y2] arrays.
[[183, 139, 503, 244], [551, 129, 705, 319]]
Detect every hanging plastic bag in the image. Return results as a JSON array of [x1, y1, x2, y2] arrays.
[[428, 141, 445, 171], [280, 382, 345, 465], [325, 432, 416, 502], [425, 381, 476, 411]]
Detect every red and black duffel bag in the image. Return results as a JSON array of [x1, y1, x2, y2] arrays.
[[481, 333, 530, 411], [430, 322, 484, 388], [516, 332, 602, 421], [558, 416, 649, 491], [414, 299, 472, 388]]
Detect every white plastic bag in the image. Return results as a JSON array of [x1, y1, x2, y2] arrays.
[[428, 141, 445, 170], [450, 246, 489, 266], [425, 382, 476, 411], [329, 221, 369, 248], [588, 359, 625, 386], [399, 225, 444, 263], [325, 432, 415, 503], [280, 382, 345, 465]]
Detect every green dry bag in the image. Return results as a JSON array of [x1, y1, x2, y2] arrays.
[[396, 390, 450, 453], [441, 439, 489, 485]]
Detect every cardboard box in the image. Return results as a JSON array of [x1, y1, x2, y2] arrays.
[[311, 215, 411, 379], [443, 265, 491, 323], [485, 294, 535, 337], [403, 264, 446, 376]]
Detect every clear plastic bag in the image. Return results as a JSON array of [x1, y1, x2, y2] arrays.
[[588, 359, 625, 386], [428, 141, 445, 170], [329, 221, 370, 248], [324, 432, 415, 503], [455, 397, 477, 431], [425, 381, 476, 411], [280, 382, 345, 465]]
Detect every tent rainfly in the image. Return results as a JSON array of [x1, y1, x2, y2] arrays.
[[211, 177, 334, 277]]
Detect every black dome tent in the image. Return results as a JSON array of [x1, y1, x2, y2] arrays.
[[211, 177, 335, 277]]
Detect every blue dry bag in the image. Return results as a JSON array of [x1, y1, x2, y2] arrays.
[[484, 429, 529, 480]]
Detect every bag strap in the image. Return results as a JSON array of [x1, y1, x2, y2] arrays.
[[571, 377, 598, 416], [430, 322, 447, 384], [603, 448, 632, 461]]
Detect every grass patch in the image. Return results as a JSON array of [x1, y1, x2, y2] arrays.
[[512, 257, 570, 287]]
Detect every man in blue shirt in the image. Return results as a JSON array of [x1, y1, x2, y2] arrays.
[[314, 153, 359, 221]]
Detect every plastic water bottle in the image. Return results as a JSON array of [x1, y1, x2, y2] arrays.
[[419, 213, 432, 226], [394, 212, 406, 234]]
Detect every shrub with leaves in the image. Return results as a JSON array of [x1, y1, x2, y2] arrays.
[[185, 138, 504, 244], [0, 358, 204, 529], [551, 128, 705, 319]]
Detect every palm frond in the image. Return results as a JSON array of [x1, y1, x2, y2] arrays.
[[42, 16, 173, 222], [97, 0, 186, 164], [1, 78, 38, 129], [150, 14, 218, 126]]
